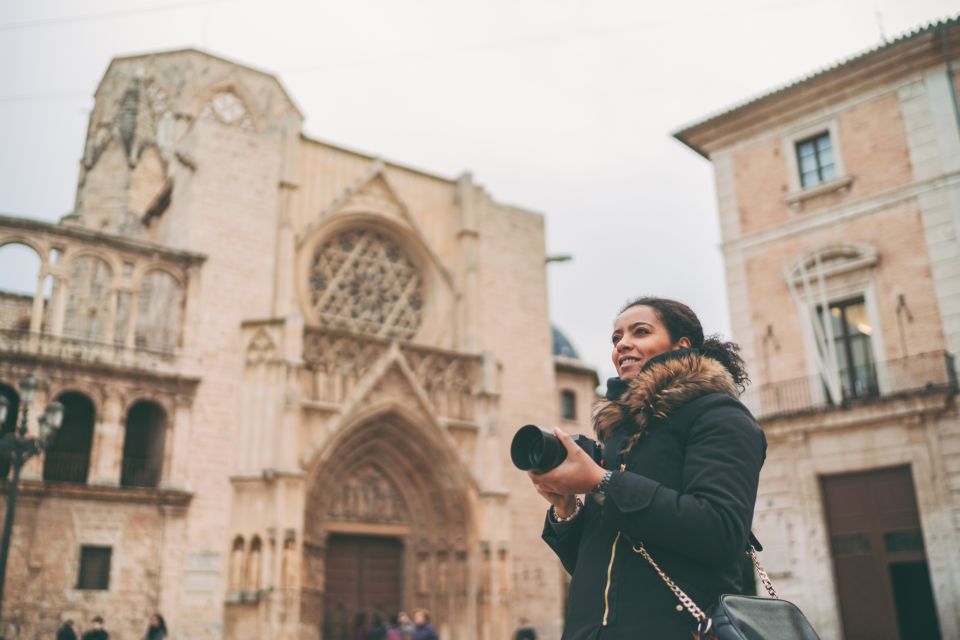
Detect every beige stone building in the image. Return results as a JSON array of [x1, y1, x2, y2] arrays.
[[0, 49, 598, 640], [675, 17, 960, 640]]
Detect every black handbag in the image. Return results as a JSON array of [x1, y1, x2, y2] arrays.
[[632, 540, 821, 640]]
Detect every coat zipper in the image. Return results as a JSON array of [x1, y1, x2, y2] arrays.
[[601, 462, 626, 626], [601, 531, 621, 625]]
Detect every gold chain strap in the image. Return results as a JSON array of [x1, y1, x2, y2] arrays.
[[749, 546, 778, 599], [632, 543, 708, 623], [632, 541, 780, 634]]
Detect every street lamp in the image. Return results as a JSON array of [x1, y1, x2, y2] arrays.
[[0, 376, 64, 629]]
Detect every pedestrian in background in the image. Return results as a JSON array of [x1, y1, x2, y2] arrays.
[[385, 614, 402, 640], [56, 619, 78, 640], [397, 612, 415, 640], [513, 618, 536, 640], [411, 610, 437, 640], [80, 616, 108, 640], [143, 614, 167, 640]]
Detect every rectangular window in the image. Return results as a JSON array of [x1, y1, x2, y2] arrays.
[[796, 132, 836, 188], [560, 390, 577, 421], [817, 297, 878, 400], [77, 545, 111, 590]]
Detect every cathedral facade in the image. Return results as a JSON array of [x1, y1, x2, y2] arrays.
[[0, 49, 597, 640]]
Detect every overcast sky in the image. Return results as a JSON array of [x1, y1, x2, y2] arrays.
[[1, 0, 957, 381]]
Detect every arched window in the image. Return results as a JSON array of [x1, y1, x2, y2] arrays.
[[560, 389, 577, 421], [0, 383, 20, 480], [135, 270, 182, 352], [120, 400, 167, 488], [43, 392, 95, 484], [63, 256, 112, 341], [0, 242, 43, 333], [246, 536, 262, 592], [229, 536, 246, 592]]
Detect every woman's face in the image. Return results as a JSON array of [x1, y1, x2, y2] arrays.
[[611, 305, 689, 378], [414, 611, 426, 626]]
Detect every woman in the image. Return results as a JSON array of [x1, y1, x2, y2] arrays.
[[532, 297, 765, 639], [143, 614, 167, 640], [411, 609, 438, 640]]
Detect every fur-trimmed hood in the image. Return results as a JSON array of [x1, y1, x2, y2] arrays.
[[594, 350, 738, 451]]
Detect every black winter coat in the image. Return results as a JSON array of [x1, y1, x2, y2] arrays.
[[542, 350, 766, 640]]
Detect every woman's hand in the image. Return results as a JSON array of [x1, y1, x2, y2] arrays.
[[531, 482, 577, 517], [529, 428, 607, 497]]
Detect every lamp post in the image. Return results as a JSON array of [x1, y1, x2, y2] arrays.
[[0, 376, 64, 628]]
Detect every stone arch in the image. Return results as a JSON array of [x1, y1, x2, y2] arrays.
[[301, 408, 476, 640], [43, 390, 96, 484], [788, 242, 878, 284], [0, 241, 44, 332], [228, 535, 246, 592], [296, 214, 454, 344], [247, 535, 263, 592], [120, 399, 167, 488]]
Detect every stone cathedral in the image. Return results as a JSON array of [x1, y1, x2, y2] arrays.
[[0, 49, 598, 640]]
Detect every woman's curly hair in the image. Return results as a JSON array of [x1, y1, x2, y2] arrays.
[[619, 296, 750, 391]]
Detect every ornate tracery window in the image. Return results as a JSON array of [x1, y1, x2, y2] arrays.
[[308, 229, 424, 339]]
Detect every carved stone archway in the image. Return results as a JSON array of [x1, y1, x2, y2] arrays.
[[302, 411, 476, 640]]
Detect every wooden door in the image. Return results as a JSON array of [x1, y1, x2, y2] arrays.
[[821, 466, 941, 640], [324, 534, 403, 640]]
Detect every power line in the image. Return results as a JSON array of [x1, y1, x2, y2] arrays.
[[0, 0, 231, 33]]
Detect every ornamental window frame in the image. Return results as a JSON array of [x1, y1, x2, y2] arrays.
[[782, 118, 852, 209], [304, 222, 430, 341], [784, 244, 888, 405]]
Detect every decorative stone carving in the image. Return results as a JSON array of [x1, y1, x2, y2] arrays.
[[308, 229, 424, 340], [200, 91, 255, 130], [325, 465, 408, 524], [302, 329, 389, 403], [401, 346, 475, 420], [246, 328, 277, 364]]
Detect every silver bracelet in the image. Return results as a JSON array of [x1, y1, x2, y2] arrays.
[[551, 497, 583, 523]]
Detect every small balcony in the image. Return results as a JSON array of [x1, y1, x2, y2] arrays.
[[0, 329, 180, 375], [41, 450, 91, 484], [741, 351, 958, 421]]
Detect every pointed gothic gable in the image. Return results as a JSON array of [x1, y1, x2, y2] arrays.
[[296, 162, 454, 289], [338, 352, 438, 431], [246, 327, 277, 364]]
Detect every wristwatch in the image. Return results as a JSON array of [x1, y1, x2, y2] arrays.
[[594, 470, 613, 496]]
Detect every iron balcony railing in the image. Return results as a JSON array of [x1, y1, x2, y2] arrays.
[[120, 456, 162, 488], [741, 351, 958, 420], [41, 451, 91, 484]]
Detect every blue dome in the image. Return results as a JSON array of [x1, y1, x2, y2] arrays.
[[552, 325, 580, 359]]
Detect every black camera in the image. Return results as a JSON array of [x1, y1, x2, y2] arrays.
[[510, 424, 603, 474]]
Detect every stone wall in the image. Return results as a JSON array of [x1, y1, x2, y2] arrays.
[[0, 291, 32, 331]]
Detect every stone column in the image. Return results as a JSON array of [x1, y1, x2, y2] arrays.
[[28, 260, 48, 333], [455, 173, 482, 352], [49, 275, 68, 336], [165, 397, 194, 490], [89, 389, 123, 485]]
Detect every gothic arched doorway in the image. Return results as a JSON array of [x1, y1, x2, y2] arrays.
[[302, 409, 477, 640]]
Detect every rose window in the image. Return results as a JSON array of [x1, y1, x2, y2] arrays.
[[309, 229, 424, 339]]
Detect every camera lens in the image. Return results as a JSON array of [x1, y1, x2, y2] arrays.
[[510, 425, 567, 474]]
